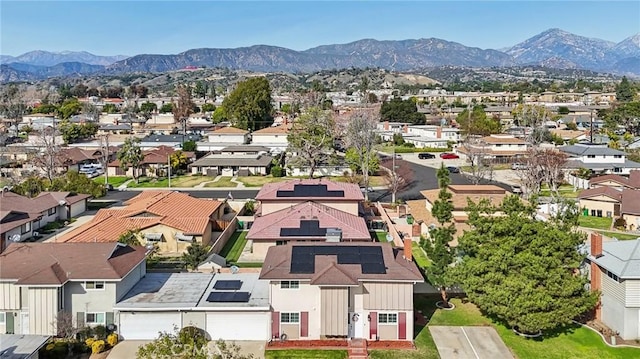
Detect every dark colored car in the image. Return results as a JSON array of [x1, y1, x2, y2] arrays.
[[447, 166, 460, 173], [440, 152, 460, 159], [418, 152, 435, 159]]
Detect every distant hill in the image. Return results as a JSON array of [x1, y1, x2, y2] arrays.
[[1, 29, 639, 83], [0, 50, 128, 67]]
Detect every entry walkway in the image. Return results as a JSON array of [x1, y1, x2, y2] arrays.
[[429, 326, 513, 359]]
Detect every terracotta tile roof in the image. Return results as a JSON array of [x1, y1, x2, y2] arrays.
[[422, 185, 509, 210], [407, 200, 465, 246], [109, 146, 194, 167], [247, 201, 371, 241], [260, 242, 423, 283], [211, 126, 249, 134], [252, 125, 291, 135], [0, 242, 147, 285], [256, 179, 364, 202], [58, 191, 222, 243]]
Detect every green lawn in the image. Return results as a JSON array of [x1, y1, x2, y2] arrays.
[[379, 145, 450, 154], [426, 297, 640, 359], [412, 242, 431, 271], [540, 184, 579, 198], [93, 175, 130, 187], [599, 231, 639, 241], [219, 231, 248, 263], [578, 216, 613, 230], [371, 231, 390, 242], [203, 177, 237, 187], [127, 175, 216, 188], [238, 175, 386, 188], [265, 350, 347, 359]]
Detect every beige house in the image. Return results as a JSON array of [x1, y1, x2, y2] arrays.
[[256, 179, 364, 216], [457, 134, 528, 162], [57, 191, 226, 254], [250, 125, 290, 151], [589, 172, 640, 190], [260, 241, 423, 341], [0, 242, 146, 336], [578, 187, 640, 231]]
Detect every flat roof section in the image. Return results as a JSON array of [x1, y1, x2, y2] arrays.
[[197, 273, 270, 309], [115, 272, 214, 310]]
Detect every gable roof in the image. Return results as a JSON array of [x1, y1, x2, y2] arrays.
[[58, 191, 222, 243], [108, 146, 195, 167], [577, 187, 622, 201], [252, 125, 290, 135], [589, 171, 640, 189], [588, 239, 640, 279], [621, 189, 640, 215], [247, 201, 371, 241], [482, 135, 526, 144], [560, 144, 627, 157], [211, 126, 249, 135], [422, 185, 509, 210], [256, 179, 364, 202], [0, 242, 147, 284], [259, 242, 423, 284]]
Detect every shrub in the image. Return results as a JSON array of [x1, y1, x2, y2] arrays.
[[93, 324, 107, 339], [614, 217, 627, 230], [69, 340, 90, 354], [91, 340, 106, 354], [271, 165, 284, 177], [107, 333, 119, 347], [77, 326, 94, 341], [41, 341, 68, 359], [85, 338, 95, 347]]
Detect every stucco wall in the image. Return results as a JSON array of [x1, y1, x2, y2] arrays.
[[579, 198, 617, 217], [67, 281, 117, 318], [140, 224, 209, 254], [115, 262, 146, 302], [271, 281, 321, 339], [183, 311, 206, 330]]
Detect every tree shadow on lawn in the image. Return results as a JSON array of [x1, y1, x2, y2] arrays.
[[478, 307, 581, 340]]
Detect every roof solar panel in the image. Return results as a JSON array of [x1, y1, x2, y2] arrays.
[[290, 245, 387, 274], [213, 280, 243, 290], [277, 184, 345, 198], [281, 220, 328, 237], [206, 291, 251, 303]]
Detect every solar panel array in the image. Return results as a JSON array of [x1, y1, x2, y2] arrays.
[[213, 280, 243, 290], [206, 291, 251, 303], [280, 220, 328, 237], [276, 184, 345, 198], [290, 245, 386, 274]]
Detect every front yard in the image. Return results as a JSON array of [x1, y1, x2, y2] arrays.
[[127, 175, 216, 188], [265, 350, 347, 359], [599, 230, 639, 241], [540, 184, 579, 198], [238, 175, 387, 188], [578, 216, 613, 230]]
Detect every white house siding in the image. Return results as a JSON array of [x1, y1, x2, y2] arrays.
[[602, 275, 625, 304], [69, 202, 86, 218], [270, 282, 321, 339], [182, 311, 206, 330], [115, 262, 146, 302], [625, 280, 640, 307], [0, 282, 20, 310], [320, 288, 348, 337], [67, 281, 117, 321], [362, 282, 413, 311], [28, 287, 58, 335], [207, 134, 247, 144], [251, 134, 289, 145]]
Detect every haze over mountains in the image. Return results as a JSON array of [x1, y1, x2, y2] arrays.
[[1, 29, 638, 83]]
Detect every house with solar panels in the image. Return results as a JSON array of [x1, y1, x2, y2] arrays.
[[260, 241, 423, 341], [114, 272, 271, 341], [248, 179, 370, 258]]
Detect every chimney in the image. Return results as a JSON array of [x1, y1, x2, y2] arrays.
[[436, 126, 442, 139], [590, 232, 603, 258], [403, 238, 412, 261], [403, 124, 408, 133], [384, 121, 389, 131]]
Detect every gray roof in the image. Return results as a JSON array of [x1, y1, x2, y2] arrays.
[[115, 272, 214, 310], [221, 145, 270, 153], [565, 159, 640, 170], [143, 134, 202, 143], [0, 334, 50, 359], [560, 144, 627, 156], [588, 239, 640, 279], [196, 273, 270, 310], [191, 154, 272, 167]]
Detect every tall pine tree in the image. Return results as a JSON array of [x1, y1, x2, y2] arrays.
[[423, 164, 456, 308]]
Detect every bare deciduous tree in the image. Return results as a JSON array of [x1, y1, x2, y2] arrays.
[[53, 310, 80, 339], [287, 107, 336, 179], [511, 104, 555, 144], [31, 127, 63, 182], [344, 109, 379, 200], [517, 148, 568, 198], [460, 137, 494, 185], [172, 84, 194, 143], [381, 159, 414, 203]]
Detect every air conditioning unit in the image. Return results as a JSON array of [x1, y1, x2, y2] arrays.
[[325, 228, 342, 242]]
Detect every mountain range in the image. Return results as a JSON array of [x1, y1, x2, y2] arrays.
[[1, 29, 638, 83]]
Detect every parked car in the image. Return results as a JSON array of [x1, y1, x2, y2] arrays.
[[511, 185, 522, 194], [394, 154, 403, 160], [447, 166, 460, 173], [418, 152, 435, 159], [360, 186, 374, 193], [511, 163, 527, 170], [440, 152, 460, 159]]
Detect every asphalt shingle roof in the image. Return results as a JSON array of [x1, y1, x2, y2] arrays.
[[588, 239, 640, 279]]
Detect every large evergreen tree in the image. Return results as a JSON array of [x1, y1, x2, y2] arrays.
[[222, 77, 274, 130], [423, 164, 456, 308], [380, 97, 425, 124], [616, 76, 635, 103], [453, 196, 598, 334]]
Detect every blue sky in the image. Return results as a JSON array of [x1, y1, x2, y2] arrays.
[[1, 1, 639, 56]]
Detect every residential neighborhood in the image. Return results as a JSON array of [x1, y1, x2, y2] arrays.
[[2, 10, 640, 358]]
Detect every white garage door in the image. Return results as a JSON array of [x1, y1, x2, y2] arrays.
[[206, 312, 270, 341], [119, 312, 181, 340]]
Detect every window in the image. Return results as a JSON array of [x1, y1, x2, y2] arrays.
[[0, 312, 5, 323], [587, 155, 596, 158], [84, 281, 105, 290], [21, 221, 31, 234], [85, 312, 105, 325], [613, 168, 622, 173], [48, 207, 57, 216], [495, 144, 502, 147], [604, 269, 620, 282], [597, 210, 603, 217], [614, 155, 622, 158], [281, 312, 299, 323], [378, 313, 398, 324], [280, 280, 300, 289], [275, 240, 287, 246], [591, 210, 596, 216]]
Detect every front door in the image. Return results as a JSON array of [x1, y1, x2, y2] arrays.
[[348, 312, 364, 338], [20, 312, 29, 335]]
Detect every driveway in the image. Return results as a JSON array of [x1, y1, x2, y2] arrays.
[[107, 340, 151, 359], [429, 326, 514, 359]]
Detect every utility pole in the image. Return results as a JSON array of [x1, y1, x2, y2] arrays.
[[590, 109, 594, 144], [168, 154, 171, 188], [392, 145, 396, 204], [103, 134, 110, 187]]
